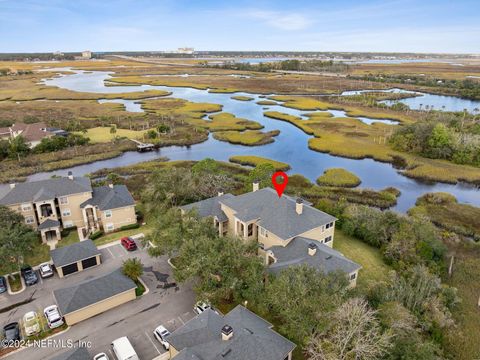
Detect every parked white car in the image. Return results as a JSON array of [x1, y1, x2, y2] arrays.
[[39, 263, 54, 278], [44, 305, 64, 329], [193, 301, 212, 315], [23, 311, 40, 336], [153, 325, 171, 350], [93, 353, 109, 360]]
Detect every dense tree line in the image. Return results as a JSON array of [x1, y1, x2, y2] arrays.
[[207, 59, 350, 73], [390, 120, 480, 166], [143, 159, 457, 359], [0, 134, 90, 160], [350, 74, 480, 100]]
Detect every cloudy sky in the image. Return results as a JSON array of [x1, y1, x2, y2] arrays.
[[1, 0, 479, 53]]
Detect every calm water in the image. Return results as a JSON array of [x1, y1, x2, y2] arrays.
[[23, 70, 480, 212]]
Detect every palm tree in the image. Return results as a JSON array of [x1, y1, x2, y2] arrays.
[[122, 258, 144, 281]]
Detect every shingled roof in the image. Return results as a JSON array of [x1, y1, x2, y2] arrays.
[[50, 239, 100, 267], [220, 188, 336, 240], [180, 193, 235, 222], [80, 185, 135, 211], [53, 268, 136, 315], [0, 176, 92, 206], [268, 237, 361, 275], [49, 347, 90, 360], [168, 305, 295, 360]]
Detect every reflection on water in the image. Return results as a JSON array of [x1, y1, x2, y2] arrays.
[[27, 69, 480, 213]]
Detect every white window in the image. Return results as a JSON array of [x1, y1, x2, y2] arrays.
[[350, 273, 357, 280], [105, 210, 112, 218], [63, 221, 74, 228], [259, 227, 268, 238], [105, 223, 114, 231], [59, 197, 68, 205], [21, 203, 32, 212], [25, 216, 35, 225], [324, 236, 332, 243], [62, 208, 71, 217], [325, 222, 334, 229]]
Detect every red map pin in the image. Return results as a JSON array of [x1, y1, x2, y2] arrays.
[[272, 171, 288, 197]]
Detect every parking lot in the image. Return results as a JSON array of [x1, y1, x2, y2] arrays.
[[0, 237, 197, 360]]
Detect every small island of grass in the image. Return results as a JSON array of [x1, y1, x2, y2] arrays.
[[229, 155, 290, 171], [231, 95, 254, 101], [256, 100, 278, 106], [317, 168, 361, 187], [213, 130, 280, 146]]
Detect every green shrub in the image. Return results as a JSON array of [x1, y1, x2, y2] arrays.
[[119, 223, 140, 231], [90, 230, 104, 240]]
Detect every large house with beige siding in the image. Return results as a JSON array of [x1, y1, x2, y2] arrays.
[[0, 172, 136, 242], [181, 182, 361, 286]]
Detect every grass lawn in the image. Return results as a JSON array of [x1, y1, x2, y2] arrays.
[[78, 127, 150, 143], [333, 229, 391, 290], [57, 229, 80, 248], [93, 224, 153, 247]]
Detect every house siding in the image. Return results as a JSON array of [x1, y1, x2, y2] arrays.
[[99, 206, 136, 233]]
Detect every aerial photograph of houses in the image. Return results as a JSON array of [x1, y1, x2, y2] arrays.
[[0, 0, 479, 360]]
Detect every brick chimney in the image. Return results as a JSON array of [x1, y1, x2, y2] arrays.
[[252, 180, 260, 192], [308, 242, 317, 256], [67, 171, 74, 180], [296, 198, 303, 215], [222, 324, 233, 341]]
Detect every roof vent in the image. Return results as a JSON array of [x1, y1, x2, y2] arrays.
[[326, 255, 332, 260], [296, 198, 303, 215], [221, 348, 232, 357], [222, 324, 233, 341], [67, 171, 73, 180], [308, 242, 317, 256]]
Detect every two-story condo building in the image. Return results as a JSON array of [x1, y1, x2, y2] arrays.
[[181, 182, 361, 286], [0, 172, 136, 242]]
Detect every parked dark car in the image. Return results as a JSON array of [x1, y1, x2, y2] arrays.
[[121, 237, 137, 251], [21, 266, 38, 286], [2, 322, 20, 341], [0, 276, 7, 294]]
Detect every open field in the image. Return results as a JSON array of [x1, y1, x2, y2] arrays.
[[444, 243, 480, 360], [79, 126, 150, 143], [317, 168, 361, 187], [350, 61, 480, 80], [213, 129, 280, 145], [229, 155, 291, 171]]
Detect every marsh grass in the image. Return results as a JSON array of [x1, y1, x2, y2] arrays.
[[317, 168, 361, 187], [213, 130, 280, 145], [229, 155, 290, 171]]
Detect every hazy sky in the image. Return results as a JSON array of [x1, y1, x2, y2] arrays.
[[1, 0, 479, 53]]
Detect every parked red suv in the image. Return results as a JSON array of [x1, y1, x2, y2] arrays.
[[121, 237, 137, 251]]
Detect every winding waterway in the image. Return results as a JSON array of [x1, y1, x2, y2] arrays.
[[20, 69, 480, 213]]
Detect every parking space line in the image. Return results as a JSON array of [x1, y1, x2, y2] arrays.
[[177, 316, 185, 325], [108, 349, 115, 359], [145, 330, 161, 354], [120, 245, 129, 255], [106, 247, 115, 258]]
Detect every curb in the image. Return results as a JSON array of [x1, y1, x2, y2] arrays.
[[137, 276, 150, 296], [7, 273, 25, 295], [167, 258, 177, 269]]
